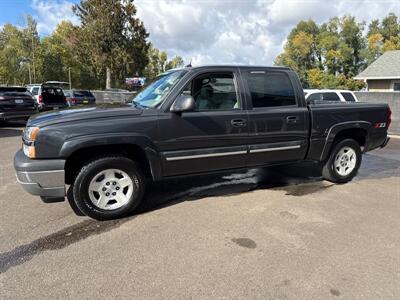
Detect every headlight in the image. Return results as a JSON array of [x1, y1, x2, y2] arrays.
[[23, 127, 40, 158], [23, 127, 40, 141]]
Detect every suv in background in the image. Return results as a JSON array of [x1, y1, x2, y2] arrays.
[[0, 86, 37, 122], [64, 90, 96, 106], [28, 84, 68, 111], [304, 89, 359, 102]]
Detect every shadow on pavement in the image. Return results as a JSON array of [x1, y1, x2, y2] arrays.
[[0, 121, 25, 138], [0, 128, 23, 138], [2, 151, 399, 274]]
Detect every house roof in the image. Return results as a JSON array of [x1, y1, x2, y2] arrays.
[[354, 50, 400, 80]]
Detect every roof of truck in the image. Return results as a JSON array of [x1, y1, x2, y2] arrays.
[[184, 65, 291, 71]]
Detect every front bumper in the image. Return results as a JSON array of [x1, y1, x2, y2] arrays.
[[14, 149, 66, 199]]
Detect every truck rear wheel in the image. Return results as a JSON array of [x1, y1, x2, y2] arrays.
[[322, 139, 362, 183], [72, 156, 145, 220]]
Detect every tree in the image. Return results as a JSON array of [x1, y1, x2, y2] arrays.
[[165, 56, 184, 71], [0, 22, 38, 85], [73, 0, 150, 89], [275, 15, 376, 90], [144, 44, 185, 80], [381, 13, 399, 41]]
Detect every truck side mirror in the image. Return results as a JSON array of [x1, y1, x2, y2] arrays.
[[170, 95, 195, 113]]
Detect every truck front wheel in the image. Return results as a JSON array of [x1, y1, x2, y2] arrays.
[[72, 156, 145, 220], [322, 139, 362, 183]]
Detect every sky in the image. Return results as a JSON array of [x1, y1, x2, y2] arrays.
[[0, 0, 399, 66]]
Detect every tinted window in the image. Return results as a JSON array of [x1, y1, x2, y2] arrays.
[[0, 87, 27, 93], [42, 87, 64, 96], [181, 72, 239, 111], [74, 90, 94, 97], [247, 72, 296, 107], [322, 92, 340, 101], [393, 83, 400, 91], [307, 93, 322, 101], [341, 92, 356, 102]]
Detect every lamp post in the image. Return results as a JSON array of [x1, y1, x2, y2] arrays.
[[68, 67, 72, 90]]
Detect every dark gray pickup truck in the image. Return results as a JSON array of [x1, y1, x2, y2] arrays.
[[14, 65, 391, 220]]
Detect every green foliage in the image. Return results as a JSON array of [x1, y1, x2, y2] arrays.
[[276, 13, 400, 90], [0, 2, 184, 89], [143, 45, 184, 80], [73, 0, 150, 89]]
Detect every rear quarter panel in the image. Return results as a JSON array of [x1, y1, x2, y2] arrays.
[[307, 102, 389, 161]]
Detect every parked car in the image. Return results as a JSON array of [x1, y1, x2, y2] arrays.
[[14, 65, 390, 220], [0, 86, 37, 122], [27, 84, 41, 103], [64, 90, 96, 106], [27, 84, 69, 111], [304, 89, 359, 102]]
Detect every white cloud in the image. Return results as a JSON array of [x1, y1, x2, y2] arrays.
[[31, 0, 79, 34], [136, 0, 400, 66], [30, 0, 400, 65]]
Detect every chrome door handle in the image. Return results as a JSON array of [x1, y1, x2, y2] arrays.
[[231, 119, 247, 127], [286, 116, 299, 124]]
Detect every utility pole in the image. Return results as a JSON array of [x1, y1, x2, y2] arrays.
[[68, 67, 72, 90], [28, 64, 32, 84]]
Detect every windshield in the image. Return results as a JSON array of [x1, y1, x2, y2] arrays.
[[133, 70, 186, 108]]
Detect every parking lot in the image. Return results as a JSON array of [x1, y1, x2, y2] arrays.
[[0, 123, 399, 299]]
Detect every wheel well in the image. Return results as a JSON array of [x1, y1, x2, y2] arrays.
[[333, 128, 368, 147], [64, 144, 152, 185]]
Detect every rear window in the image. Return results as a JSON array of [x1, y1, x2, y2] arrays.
[[246, 71, 296, 108], [341, 92, 356, 102], [42, 87, 64, 96], [31, 87, 39, 95], [0, 87, 27, 94], [73, 90, 93, 97]]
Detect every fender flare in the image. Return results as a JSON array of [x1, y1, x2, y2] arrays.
[[59, 133, 163, 180], [320, 121, 372, 161]]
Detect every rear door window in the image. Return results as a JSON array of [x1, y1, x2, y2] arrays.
[[246, 71, 296, 108], [321, 92, 340, 101], [341, 92, 356, 102]]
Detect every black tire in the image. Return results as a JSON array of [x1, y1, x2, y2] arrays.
[[322, 138, 362, 183], [72, 156, 145, 220]]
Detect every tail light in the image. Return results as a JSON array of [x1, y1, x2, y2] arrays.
[[387, 107, 392, 129], [38, 95, 43, 103], [71, 98, 77, 104]]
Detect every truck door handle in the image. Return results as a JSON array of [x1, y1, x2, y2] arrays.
[[286, 116, 299, 124], [231, 119, 247, 127]]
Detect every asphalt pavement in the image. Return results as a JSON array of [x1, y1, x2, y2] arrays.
[[0, 123, 399, 299]]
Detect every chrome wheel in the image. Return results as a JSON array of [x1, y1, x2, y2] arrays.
[[88, 169, 134, 210], [334, 147, 357, 176]]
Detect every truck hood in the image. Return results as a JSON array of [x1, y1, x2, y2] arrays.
[[28, 103, 143, 127]]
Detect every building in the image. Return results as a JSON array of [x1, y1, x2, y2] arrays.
[[355, 50, 400, 92]]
